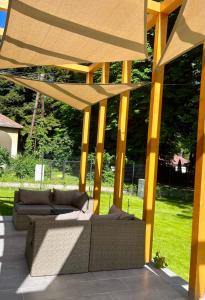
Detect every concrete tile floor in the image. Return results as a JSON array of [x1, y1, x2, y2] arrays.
[[0, 216, 191, 300]]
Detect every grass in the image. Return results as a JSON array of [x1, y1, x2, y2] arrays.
[[0, 187, 192, 282]]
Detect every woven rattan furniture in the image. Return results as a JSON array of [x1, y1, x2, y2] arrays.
[[25, 213, 92, 276], [13, 190, 94, 230], [25, 212, 145, 276], [89, 218, 145, 271]]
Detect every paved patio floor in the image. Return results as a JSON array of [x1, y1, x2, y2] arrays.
[[0, 216, 191, 300]]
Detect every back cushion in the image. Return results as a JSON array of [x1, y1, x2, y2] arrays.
[[71, 192, 89, 210], [109, 204, 135, 220], [19, 189, 51, 205], [53, 189, 85, 205], [92, 213, 122, 220]]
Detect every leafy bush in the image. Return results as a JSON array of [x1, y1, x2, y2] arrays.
[[48, 130, 73, 168], [153, 251, 168, 269], [88, 152, 115, 185], [0, 146, 10, 167], [102, 152, 115, 184], [12, 155, 37, 179]]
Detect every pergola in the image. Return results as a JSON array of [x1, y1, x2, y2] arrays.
[[0, 0, 204, 299]]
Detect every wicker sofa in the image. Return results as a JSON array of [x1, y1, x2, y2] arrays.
[[13, 189, 94, 230], [25, 207, 145, 276]]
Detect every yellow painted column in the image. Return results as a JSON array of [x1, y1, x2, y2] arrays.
[[113, 61, 132, 208], [79, 72, 93, 192], [93, 63, 110, 214], [189, 43, 205, 300], [143, 13, 168, 263]]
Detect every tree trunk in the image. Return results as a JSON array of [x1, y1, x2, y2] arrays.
[[30, 91, 40, 138]]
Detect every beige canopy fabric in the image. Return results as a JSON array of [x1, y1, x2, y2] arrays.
[[0, 0, 147, 69], [2, 74, 144, 110], [159, 0, 205, 67]]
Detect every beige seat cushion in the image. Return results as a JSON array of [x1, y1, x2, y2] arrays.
[[15, 204, 51, 215], [19, 189, 51, 205], [55, 211, 92, 221]]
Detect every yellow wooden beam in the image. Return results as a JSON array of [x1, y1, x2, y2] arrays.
[[147, 14, 158, 31], [147, 0, 161, 14], [56, 64, 89, 73], [143, 13, 168, 263], [0, 0, 8, 11], [0, 0, 182, 28], [79, 73, 93, 192], [113, 61, 132, 208], [189, 43, 205, 300], [93, 63, 110, 214], [0, 27, 4, 36], [89, 63, 102, 72], [160, 0, 183, 14]]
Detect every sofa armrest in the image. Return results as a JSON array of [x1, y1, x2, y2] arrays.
[[28, 211, 92, 227], [89, 219, 145, 271], [86, 198, 94, 213], [14, 191, 20, 204]]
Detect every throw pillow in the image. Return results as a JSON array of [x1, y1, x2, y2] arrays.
[[118, 212, 135, 220], [109, 204, 135, 220], [19, 189, 51, 205], [109, 204, 122, 214], [71, 192, 89, 211]]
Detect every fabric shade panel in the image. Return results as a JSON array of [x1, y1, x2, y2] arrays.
[[159, 0, 205, 66], [0, 0, 147, 69], [2, 75, 144, 110]]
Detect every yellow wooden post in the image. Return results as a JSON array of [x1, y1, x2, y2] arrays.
[[143, 13, 168, 263], [79, 72, 93, 192], [113, 61, 132, 208], [93, 63, 110, 214], [189, 43, 205, 300]]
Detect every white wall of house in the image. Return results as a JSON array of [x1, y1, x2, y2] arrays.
[[0, 127, 19, 157]]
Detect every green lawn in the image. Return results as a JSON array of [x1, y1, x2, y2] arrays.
[[0, 187, 192, 281]]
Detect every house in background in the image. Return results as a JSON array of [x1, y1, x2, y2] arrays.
[[0, 114, 23, 157], [172, 154, 190, 173]]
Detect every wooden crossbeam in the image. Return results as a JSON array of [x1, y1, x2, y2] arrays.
[[88, 63, 102, 72], [0, 27, 4, 36], [0, 0, 8, 11], [147, 14, 158, 31], [160, 0, 183, 14], [56, 64, 89, 73], [147, 0, 161, 14]]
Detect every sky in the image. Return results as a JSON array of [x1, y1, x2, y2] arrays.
[[0, 11, 7, 28]]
